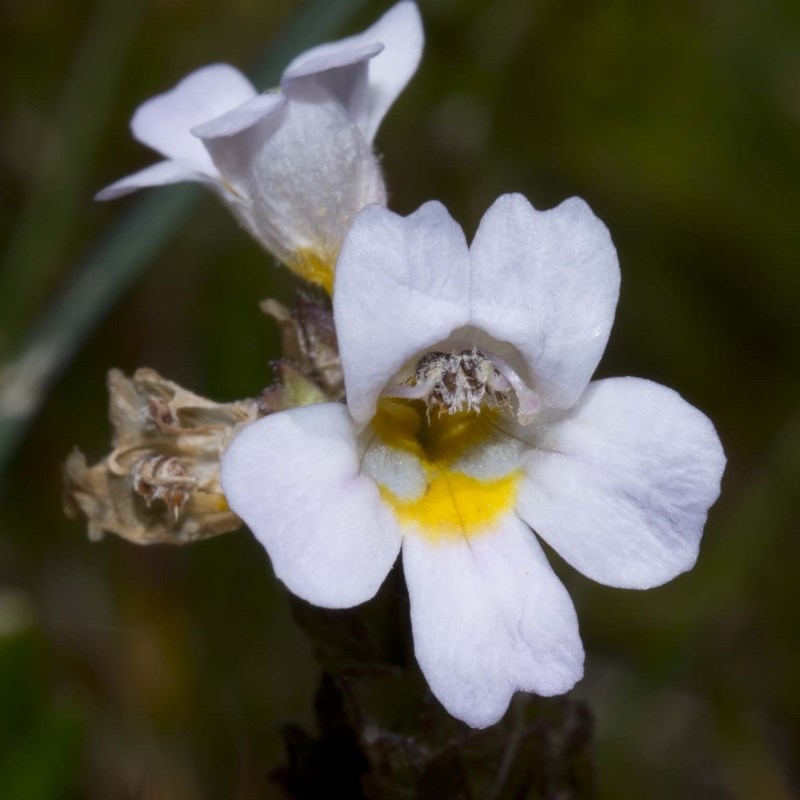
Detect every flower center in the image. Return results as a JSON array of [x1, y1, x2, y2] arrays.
[[364, 397, 523, 541]]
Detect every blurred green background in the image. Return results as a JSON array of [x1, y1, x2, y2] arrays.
[[1, 0, 799, 797]]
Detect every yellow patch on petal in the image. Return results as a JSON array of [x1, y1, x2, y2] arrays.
[[380, 469, 521, 541], [286, 248, 335, 295], [371, 399, 521, 540]]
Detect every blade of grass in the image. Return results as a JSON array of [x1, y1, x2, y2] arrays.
[[0, 0, 370, 479]]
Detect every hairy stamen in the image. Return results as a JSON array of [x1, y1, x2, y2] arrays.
[[383, 345, 540, 424]]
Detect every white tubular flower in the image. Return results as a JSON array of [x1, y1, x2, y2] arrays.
[[96, 1, 424, 294], [221, 193, 726, 728]]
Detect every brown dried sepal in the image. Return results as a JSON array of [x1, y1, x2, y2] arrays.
[[63, 368, 259, 545], [261, 295, 343, 399]]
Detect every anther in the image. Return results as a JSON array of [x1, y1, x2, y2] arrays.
[[382, 345, 540, 424]]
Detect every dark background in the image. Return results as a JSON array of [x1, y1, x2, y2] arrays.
[[1, 0, 798, 797]]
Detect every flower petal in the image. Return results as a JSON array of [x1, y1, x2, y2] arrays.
[[469, 193, 620, 409], [283, 1, 423, 142], [335, 202, 472, 425], [221, 403, 402, 608], [282, 42, 382, 131], [403, 515, 584, 728], [132, 63, 256, 175], [517, 377, 726, 589], [94, 159, 212, 201], [283, 42, 383, 86], [191, 92, 287, 140], [198, 92, 385, 268], [190, 91, 288, 202], [359, 0, 423, 141]]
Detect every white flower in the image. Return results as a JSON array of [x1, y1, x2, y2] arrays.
[[220, 193, 726, 728], [96, 1, 423, 294]]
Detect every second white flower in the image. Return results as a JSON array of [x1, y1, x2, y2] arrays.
[[96, 1, 424, 293]]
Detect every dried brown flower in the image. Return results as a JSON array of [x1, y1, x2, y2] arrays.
[[63, 368, 259, 545]]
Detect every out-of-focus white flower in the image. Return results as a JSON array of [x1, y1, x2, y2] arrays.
[[96, 1, 423, 293], [220, 193, 726, 728]]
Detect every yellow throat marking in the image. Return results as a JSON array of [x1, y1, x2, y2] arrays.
[[371, 400, 521, 541]]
